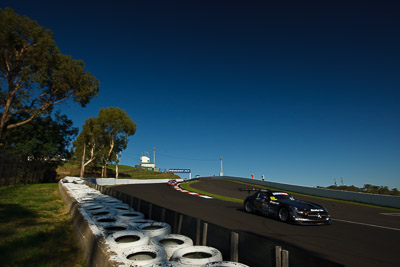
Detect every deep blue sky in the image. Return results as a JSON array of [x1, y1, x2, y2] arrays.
[[3, 0, 399, 189]]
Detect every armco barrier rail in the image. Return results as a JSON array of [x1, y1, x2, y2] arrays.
[[217, 176, 400, 209], [85, 181, 345, 267]]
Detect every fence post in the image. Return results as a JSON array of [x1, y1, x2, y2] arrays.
[[282, 249, 289, 267], [177, 214, 183, 234], [196, 219, 201, 245], [202, 222, 208, 246], [148, 203, 153, 220], [230, 232, 239, 262], [275, 246, 289, 267], [160, 208, 166, 222], [275, 246, 282, 267]]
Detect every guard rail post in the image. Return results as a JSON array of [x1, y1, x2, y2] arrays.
[[275, 246, 289, 267], [230, 232, 239, 262]]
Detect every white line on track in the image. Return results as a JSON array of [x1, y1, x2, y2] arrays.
[[333, 219, 400, 232]]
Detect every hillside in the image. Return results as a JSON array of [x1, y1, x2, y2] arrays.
[[56, 162, 180, 180]]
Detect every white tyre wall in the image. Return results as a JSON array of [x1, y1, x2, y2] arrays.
[[93, 215, 120, 225], [82, 204, 104, 212], [118, 211, 145, 221], [106, 230, 150, 249], [79, 196, 100, 202], [127, 219, 156, 228], [201, 261, 250, 267], [89, 208, 116, 218], [143, 261, 185, 267], [136, 222, 171, 238], [120, 245, 167, 267], [92, 195, 111, 201], [98, 222, 131, 235], [62, 177, 79, 183], [100, 198, 123, 205], [150, 234, 194, 260], [170, 246, 223, 267], [108, 204, 134, 212]]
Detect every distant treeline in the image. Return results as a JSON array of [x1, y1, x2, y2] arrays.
[[317, 184, 399, 196]]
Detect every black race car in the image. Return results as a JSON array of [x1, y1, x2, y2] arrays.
[[242, 189, 332, 225]]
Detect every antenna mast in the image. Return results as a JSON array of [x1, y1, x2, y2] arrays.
[[153, 147, 156, 165]]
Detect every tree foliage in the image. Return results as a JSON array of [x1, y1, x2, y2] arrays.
[[0, 8, 99, 139], [326, 183, 400, 196], [2, 111, 78, 169], [73, 107, 136, 177], [97, 107, 136, 177]]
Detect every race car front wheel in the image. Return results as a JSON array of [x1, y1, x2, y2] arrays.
[[278, 207, 289, 222], [244, 201, 254, 213]]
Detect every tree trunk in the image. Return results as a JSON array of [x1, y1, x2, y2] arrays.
[[103, 137, 114, 178], [116, 152, 121, 179], [102, 160, 107, 178], [80, 144, 86, 178]]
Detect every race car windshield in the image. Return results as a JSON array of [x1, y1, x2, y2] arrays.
[[272, 193, 295, 200]]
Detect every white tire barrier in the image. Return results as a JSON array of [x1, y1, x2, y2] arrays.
[[94, 215, 119, 225], [101, 198, 123, 205], [82, 204, 104, 212], [62, 177, 80, 183], [99, 222, 131, 235], [90, 209, 115, 218], [127, 219, 156, 228], [201, 261, 250, 267], [170, 246, 223, 267], [150, 234, 194, 260], [136, 222, 171, 238], [79, 197, 97, 202], [109, 204, 134, 212], [120, 245, 167, 267], [106, 230, 150, 249], [117, 211, 145, 221], [143, 261, 185, 267]]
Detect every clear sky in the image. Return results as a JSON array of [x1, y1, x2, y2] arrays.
[[3, 0, 399, 189]]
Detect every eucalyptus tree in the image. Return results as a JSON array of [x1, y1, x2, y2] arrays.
[[73, 117, 104, 177], [97, 107, 136, 177], [74, 107, 136, 178], [0, 8, 99, 140]]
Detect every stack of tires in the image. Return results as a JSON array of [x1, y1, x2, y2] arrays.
[[61, 177, 249, 267]]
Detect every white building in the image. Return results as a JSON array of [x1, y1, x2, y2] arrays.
[[135, 155, 160, 171]]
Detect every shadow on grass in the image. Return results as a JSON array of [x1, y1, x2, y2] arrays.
[[0, 203, 84, 266], [0, 203, 37, 239]]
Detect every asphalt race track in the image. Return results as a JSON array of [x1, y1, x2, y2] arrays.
[[113, 179, 400, 267]]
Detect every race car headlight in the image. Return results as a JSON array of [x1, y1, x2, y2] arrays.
[[294, 207, 308, 215]]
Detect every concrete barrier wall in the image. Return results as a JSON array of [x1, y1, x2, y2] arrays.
[[217, 176, 400, 209], [85, 178, 183, 186], [87, 182, 345, 267], [58, 182, 122, 267]]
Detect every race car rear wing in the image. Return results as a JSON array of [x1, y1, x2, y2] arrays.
[[239, 188, 270, 194], [239, 188, 259, 194]]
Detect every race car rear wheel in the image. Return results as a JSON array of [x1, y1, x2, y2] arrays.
[[244, 201, 254, 213], [278, 207, 289, 222]]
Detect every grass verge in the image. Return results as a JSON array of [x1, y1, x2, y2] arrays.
[[181, 179, 400, 211], [180, 180, 243, 203], [0, 184, 86, 267]]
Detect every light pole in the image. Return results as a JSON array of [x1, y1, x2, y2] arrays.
[[220, 157, 223, 176]]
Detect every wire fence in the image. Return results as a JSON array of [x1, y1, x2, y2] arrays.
[[0, 150, 57, 186]]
